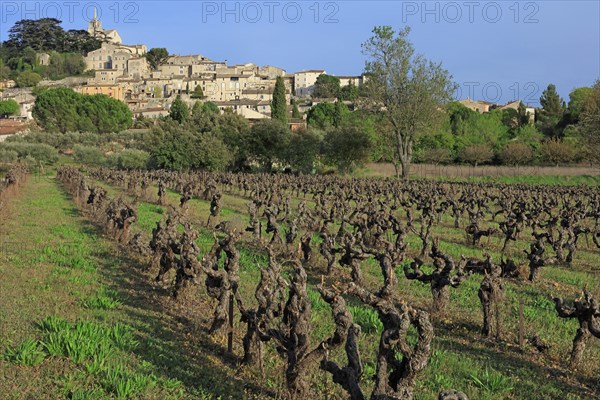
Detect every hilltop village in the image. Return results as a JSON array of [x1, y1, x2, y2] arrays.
[[0, 14, 532, 126]]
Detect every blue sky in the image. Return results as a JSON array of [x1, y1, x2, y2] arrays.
[[1, 1, 599, 106]]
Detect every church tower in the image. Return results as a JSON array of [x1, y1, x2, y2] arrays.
[[88, 7, 103, 37]]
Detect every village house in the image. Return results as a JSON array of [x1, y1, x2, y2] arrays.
[[293, 70, 325, 98], [458, 98, 494, 113], [499, 100, 536, 123], [76, 84, 124, 101]]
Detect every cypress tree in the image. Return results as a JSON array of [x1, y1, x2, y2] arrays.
[[271, 76, 288, 125]]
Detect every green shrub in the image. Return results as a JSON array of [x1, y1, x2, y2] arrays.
[[0, 149, 18, 163], [110, 148, 150, 170], [1, 142, 58, 165], [73, 145, 106, 165]]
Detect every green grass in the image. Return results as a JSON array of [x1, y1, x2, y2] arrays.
[[81, 286, 122, 310], [3, 338, 46, 366]]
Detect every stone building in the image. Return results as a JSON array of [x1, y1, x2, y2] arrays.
[[293, 70, 325, 98], [88, 8, 122, 44]]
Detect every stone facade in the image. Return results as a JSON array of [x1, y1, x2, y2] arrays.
[[293, 70, 325, 98]]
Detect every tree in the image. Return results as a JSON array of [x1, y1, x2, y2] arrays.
[[459, 144, 494, 166], [500, 142, 534, 166], [191, 85, 204, 99], [540, 84, 566, 117], [33, 87, 80, 132], [0, 100, 19, 117], [16, 70, 42, 87], [283, 128, 322, 173], [195, 134, 233, 171], [566, 87, 594, 123], [362, 26, 455, 179], [339, 81, 359, 101], [539, 138, 574, 165], [537, 84, 566, 137], [323, 125, 372, 174], [246, 119, 290, 171], [169, 95, 189, 124], [421, 148, 452, 165], [5, 18, 65, 52], [307, 101, 349, 129], [201, 101, 220, 114], [291, 99, 302, 119], [271, 76, 288, 125], [313, 74, 340, 98], [33, 88, 132, 133], [578, 80, 600, 165], [145, 48, 169, 71]]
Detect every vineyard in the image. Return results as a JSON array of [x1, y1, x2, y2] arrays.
[[0, 165, 599, 400]]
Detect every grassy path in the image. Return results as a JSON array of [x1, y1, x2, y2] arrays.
[[0, 176, 261, 399]]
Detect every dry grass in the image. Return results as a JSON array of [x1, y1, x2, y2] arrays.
[[362, 162, 600, 180]]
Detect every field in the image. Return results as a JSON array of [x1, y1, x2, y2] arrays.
[[0, 166, 599, 400]]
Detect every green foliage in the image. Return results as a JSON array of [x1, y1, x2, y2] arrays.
[[149, 131, 195, 170], [291, 101, 302, 119], [540, 84, 565, 118], [246, 119, 290, 171], [3, 19, 100, 54], [16, 70, 42, 87], [46, 51, 86, 79], [362, 25, 456, 178], [191, 85, 204, 99], [0, 149, 18, 162], [145, 48, 169, 71], [169, 95, 189, 124], [340, 81, 360, 101], [578, 80, 600, 165], [469, 368, 513, 395], [110, 148, 150, 170], [323, 125, 372, 174], [33, 88, 132, 133], [195, 134, 233, 171], [313, 74, 340, 98], [283, 128, 322, 174], [271, 76, 288, 125], [3, 338, 46, 366], [81, 287, 121, 310], [0, 99, 19, 117], [307, 101, 349, 129], [348, 305, 382, 333], [73, 145, 105, 165], [0, 142, 58, 165], [537, 84, 566, 137], [567, 87, 594, 122], [201, 101, 220, 115], [148, 123, 231, 171], [39, 317, 138, 364], [99, 364, 157, 398]]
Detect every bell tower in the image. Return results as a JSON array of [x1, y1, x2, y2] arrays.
[[87, 7, 103, 37]]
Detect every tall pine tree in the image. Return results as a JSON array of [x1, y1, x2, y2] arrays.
[[540, 84, 565, 117], [271, 76, 288, 125], [538, 84, 566, 137]]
